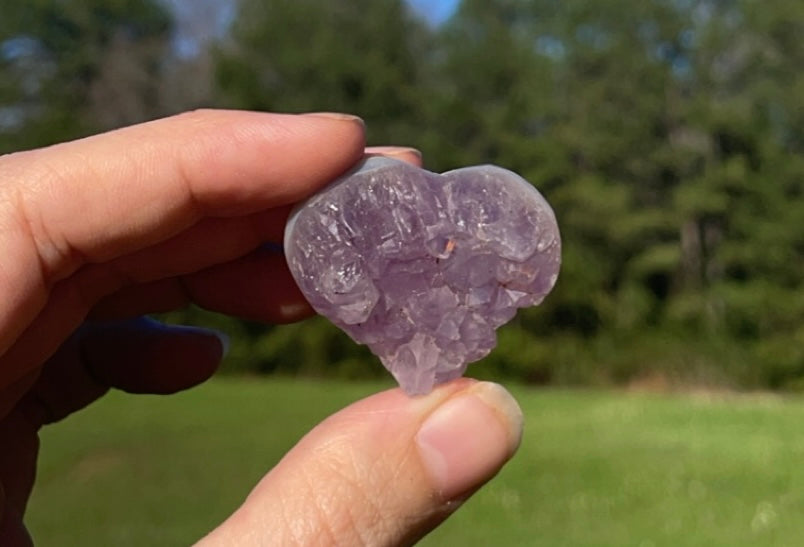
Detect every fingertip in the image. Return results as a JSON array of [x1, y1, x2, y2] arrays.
[[182, 248, 315, 324], [83, 319, 224, 395], [178, 110, 368, 213], [415, 381, 523, 501]]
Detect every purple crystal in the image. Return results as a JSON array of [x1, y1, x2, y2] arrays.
[[284, 157, 561, 395]]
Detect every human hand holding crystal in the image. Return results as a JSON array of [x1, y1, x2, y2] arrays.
[[0, 110, 523, 545]]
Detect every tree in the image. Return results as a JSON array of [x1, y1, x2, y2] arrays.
[[431, 0, 803, 387], [214, 0, 434, 145], [0, 0, 175, 152]]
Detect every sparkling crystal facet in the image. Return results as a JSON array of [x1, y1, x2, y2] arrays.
[[285, 157, 561, 395]]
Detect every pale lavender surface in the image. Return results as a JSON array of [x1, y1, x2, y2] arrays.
[[284, 157, 561, 395]]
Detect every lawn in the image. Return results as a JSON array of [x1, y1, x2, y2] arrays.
[[25, 378, 804, 546]]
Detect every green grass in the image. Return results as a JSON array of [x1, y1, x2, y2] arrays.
[[25, 378, 804, 546]]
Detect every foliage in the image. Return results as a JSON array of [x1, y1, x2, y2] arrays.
[[0, 0, 174, 150], [213, 0, 433, 144], [426, 0, 804, 389], [3, 0, 802, 389]]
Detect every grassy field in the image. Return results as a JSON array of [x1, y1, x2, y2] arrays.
[[25, 378, 804, 546]]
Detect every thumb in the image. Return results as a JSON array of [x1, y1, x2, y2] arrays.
[[197, 379, 523, 546]]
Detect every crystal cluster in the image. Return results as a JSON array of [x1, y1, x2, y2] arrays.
[[284, 157, 561, 395]]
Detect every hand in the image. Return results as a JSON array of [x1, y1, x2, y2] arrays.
[[0, 110, 523, 545]]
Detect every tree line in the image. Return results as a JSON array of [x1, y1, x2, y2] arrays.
[[2, 0, 802, 390]]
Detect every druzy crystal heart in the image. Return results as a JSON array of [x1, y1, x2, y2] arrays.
[[284, 157, 561, 395]]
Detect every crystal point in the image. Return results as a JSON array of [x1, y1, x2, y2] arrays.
[[285, 157, 561, 395]]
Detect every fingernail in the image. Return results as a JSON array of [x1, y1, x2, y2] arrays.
[[277, 301, 312, 321], [213, 331, 230, 359], [415, 382, 523, 501], [303, 112, 364, 124], [365, 146, 422, 159]]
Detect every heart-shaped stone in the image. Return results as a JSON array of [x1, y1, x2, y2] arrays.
[[284, 157, 561, 395]]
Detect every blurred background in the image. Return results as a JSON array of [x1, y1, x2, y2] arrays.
[[3, 0, 803, 545], [2, 0, 802, 390]]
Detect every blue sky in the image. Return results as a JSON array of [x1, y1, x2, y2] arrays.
[[407, 0, 461, 25], [162, 0, 462, 57]]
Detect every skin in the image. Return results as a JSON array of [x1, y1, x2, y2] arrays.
[[0, 110, 523, 546]]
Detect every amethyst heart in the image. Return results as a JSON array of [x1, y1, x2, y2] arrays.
[[284, 157, 561, 395]]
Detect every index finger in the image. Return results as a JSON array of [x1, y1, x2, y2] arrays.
[[0, 110, 365, 356]]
